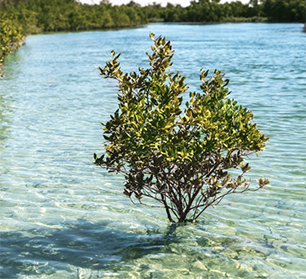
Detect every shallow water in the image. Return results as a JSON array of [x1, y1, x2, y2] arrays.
[[0, 23, 305, 278]]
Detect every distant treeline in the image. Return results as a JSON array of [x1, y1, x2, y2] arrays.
[[146, 0, 305, 23], [0, 0, 305, 73]]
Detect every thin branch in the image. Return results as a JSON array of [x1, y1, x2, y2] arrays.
[[161, 193, 173, 222]]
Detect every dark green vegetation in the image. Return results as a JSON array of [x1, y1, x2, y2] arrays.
[[0, 0, 305, 74], [145, 0, 305, 23], [0, 0, 147, 33], [94, 34, 269, 222]]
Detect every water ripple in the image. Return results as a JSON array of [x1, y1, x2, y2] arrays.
[[0, 23, 305, 278]]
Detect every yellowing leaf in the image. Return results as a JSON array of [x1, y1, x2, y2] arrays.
[[106, 143, 113, 150]]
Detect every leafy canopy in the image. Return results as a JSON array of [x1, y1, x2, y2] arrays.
[[95, 33, 269, 223]]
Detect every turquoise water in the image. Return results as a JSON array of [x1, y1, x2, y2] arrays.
[[0, 23, 305, 278]]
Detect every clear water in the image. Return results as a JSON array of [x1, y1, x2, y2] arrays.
[[0, 23, 305, 278]]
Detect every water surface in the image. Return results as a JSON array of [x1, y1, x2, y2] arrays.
[[1, 23, 305, 278]]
